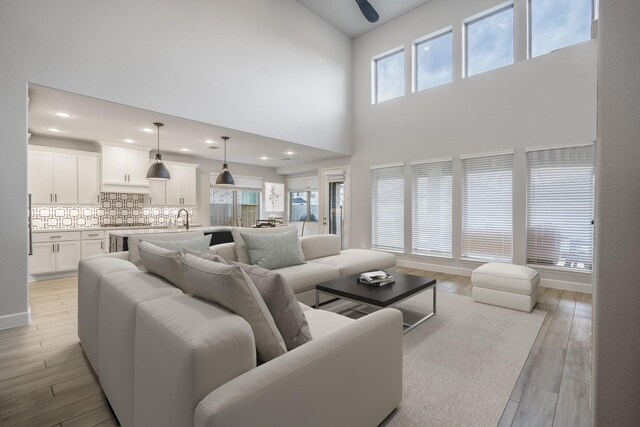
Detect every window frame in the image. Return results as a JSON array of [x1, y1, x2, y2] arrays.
[[288, 190, 319, 223], [412, 26, 454, 93], [210, 187, 262, 227], [371, 46, 405, 104], [463, 1, 515, 78]]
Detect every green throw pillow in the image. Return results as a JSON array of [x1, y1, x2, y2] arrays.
[[239, 228, 306, 270]]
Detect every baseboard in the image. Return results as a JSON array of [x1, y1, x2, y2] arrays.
[[29, 270, 77, 283], [0, 308, 32, 331], [396, 259, 473, 277], [396, 259, 592, 294], [539, 278, 592, 294]]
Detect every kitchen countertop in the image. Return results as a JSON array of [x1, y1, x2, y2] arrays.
[[32, 224, 206, 233], [107, 226, 232, 237]]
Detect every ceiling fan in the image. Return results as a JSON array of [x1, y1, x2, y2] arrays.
[[355, 0, 379, 23]]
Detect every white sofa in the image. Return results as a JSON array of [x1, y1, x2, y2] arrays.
[[77, 232, 402, 427]]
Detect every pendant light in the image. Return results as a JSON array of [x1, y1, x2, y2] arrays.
[[215, 136, 235, 186], [146, 122, 171, 180]]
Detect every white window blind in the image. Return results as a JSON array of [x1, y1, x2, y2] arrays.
[[371, 165, 404, 252], [412, 160, 453, 257], [462, 153, 513, 262], [526, 144, 595, 270]]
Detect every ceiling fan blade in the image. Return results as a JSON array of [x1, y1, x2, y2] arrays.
[[355, 0, 379, 23]]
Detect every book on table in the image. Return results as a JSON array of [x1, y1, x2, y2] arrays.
[[358, 271, 395, 286]]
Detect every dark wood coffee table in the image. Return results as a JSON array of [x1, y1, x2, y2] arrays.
[[315, 269, 437, 334]]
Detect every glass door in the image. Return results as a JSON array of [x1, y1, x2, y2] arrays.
[[328, 181, 344, 241]]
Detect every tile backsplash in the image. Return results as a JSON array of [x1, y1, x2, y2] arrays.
[[31, 193, 192, 230]]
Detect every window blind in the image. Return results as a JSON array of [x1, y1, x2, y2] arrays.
[[526, 144, 595, 270], [412, 159, 453, 257], [461, 153, 513, 262], [371, 165, 404, 252]]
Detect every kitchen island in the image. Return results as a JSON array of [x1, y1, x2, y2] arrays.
[[108, 226, 233, 252]]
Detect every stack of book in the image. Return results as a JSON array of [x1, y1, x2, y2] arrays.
[[357, 271, 395, 286]]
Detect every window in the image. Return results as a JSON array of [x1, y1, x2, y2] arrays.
[[462, 153, 513, 262], [371, 165, 404, 252], [412, 159, 453, 257], [529, 0, 592, 58], [414, 29, 453, 92], [289, 190, 318, 222], [373, 49, 404, 103], [526, 144, 595, 270], [465, 5, 514, 77], [210, 188, 262, 227]]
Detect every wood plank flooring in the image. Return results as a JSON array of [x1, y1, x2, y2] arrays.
[[0, 271, 591, 426]]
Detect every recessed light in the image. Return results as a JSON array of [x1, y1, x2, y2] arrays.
[[203, 139, 215, 144], [54, 112, 72, 118], [260, 156, 268, 160], [124, 139, 135, 143], [285, 151, 294, 156], [181, 148, 189, 152], [46, 128, 62, 132], [142, 128, 154, 133]]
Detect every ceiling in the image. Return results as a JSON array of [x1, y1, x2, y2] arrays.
[[28, 85, 343, 169], [298, 0, 432, 38]]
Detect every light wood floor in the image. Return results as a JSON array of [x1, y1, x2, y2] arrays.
[[0, 271, 591, 427]]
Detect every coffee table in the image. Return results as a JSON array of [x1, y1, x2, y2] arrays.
[[315, 269, 437, 334]]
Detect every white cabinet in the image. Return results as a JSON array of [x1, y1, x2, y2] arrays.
[[148, 161, 198, 206], [30, 243, 57, 274], [100, 143, 151, 193], [28, 149, 78, 204], [56, 241, 81, 271], [30, 232, 82, 274], [78, 155, 101, 205], [81, 239, 105, 258]]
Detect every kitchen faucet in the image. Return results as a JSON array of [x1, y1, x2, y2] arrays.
[[177, 209, 190, 230]]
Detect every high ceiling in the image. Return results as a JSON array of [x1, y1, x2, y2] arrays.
[[298, 0, 432, 38], [28, 85, 342, 168]]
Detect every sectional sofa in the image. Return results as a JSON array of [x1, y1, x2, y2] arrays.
[[77, 229, 402, 427]]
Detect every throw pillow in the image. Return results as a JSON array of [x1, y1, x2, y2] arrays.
[[138, 241, 188, 292], [231, 225, 303, 264], [181, 253, 287, 362], [231, 261, 312, 350], [182, 248, 228, 264], [238, 228, 306, 270], [144, 235, 211, 252]]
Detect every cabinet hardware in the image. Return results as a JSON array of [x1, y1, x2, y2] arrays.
[[52, 243, 55, 252], [50, 194, 53, 202], [101, 241, 104, 250], [55, 194, 57, 202], [50, 236, 62, 239], [88, 233, 98, 236]]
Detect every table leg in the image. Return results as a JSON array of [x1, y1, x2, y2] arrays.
[[433, 285, 437, 314], [315, 290, 319, 309]]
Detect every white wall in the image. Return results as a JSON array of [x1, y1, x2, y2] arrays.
[[0, 0, 351, 327], [349, 0, 597, 288], [593, 0, 640, 423]]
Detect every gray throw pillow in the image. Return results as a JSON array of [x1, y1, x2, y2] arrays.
[[181, 253, 287, 362], [239, 228, 306, 270], [231, 225, 302, 264], [182, 248, 228, 264], [144, 235, 211, 252], [138, 241, 188, 292], [230, 261, 312, 350]]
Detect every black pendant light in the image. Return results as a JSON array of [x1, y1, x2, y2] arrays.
[[146, 122, 171, 180], [215, 136, 235, 186]]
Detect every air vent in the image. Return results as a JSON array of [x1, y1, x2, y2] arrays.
[[281, 157, 291, 161], [208, 146, 219, 149]]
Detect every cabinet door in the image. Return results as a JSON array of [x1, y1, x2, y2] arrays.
[[30, 242, 57, 274], [78, 156, 101, 204], [180, 167, 197, 205], [126, 149, 150, 186], [165, 165, 182, 205], [81, 239, 104, 259], [52, 153, 78, 204], [148, 178, 166, 206], [56, 241, 81, 271], [29, 151, 54, 204], [102, 146, 127, 184]]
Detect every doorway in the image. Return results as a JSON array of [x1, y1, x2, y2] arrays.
[[322, 167, 350, 248]]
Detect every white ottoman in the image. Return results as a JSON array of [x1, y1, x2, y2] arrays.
[[472, 263, 539, 312]]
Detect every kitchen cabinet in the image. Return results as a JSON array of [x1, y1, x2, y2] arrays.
[[30, 231, 81, 274], [148, 161, 198, 206], [100, 143, 151, 193], [56, 241, 82, 270], [30, 243, 57, 274], [78, 154, 101, 204], [28, 149, 78, 204], [81, 230, 106, 258]]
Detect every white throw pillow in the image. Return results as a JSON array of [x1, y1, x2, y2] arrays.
[[138, 241, 187, 292]]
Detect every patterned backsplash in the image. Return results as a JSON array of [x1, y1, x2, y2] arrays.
[[31, 193, 193, 230]]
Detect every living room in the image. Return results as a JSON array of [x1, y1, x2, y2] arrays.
[[1, 0, 639, 426]]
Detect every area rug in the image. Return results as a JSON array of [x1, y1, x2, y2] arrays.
[[327, 291, 545, 427]]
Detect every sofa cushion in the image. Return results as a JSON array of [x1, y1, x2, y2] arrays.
[[145, 235, 211, 252], [231, 262, 312, 351], [300, 234, 341, 260], [309, 249, 397, 277], [239, 228, 306, 269], [303, 309, 354, 339], [138, 241, 187, 292], [128, 231, 206, 265], [472, 262, 540, 296], [274, 262, 341, 295], [231, 225, 302, 264], [181, 254, 287, 362]]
